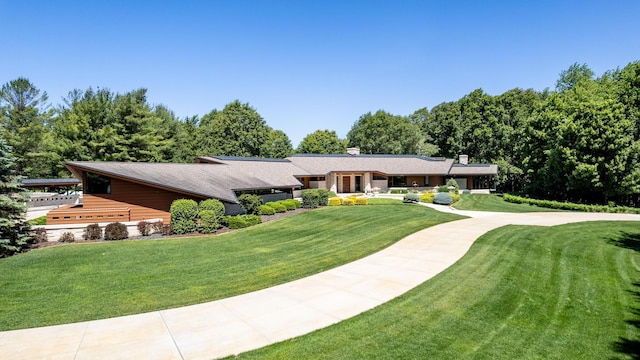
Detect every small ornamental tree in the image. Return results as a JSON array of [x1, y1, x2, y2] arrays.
[[238, 194, 263, 215], [446, 178, 460, 194], [0, 139, 31, 257]]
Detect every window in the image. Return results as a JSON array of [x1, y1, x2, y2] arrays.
[[388, 176, 407, 187], [85, 172, 111, 194], [309, 176, 326, 181], [373, 174, 387, 181]]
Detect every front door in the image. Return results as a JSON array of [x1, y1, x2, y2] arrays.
[[355, 176, 362, 192], [342, 176, 351, 193]]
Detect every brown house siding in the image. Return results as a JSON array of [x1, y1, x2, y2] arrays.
[[84, 178, 206, 222], [48, 178, 206, 225]]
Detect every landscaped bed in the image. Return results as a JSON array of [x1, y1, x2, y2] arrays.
[[229, 221, 640, 359], [0, 202, 464, 331]]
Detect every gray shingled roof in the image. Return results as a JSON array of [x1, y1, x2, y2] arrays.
[[66, 155, 497, 204], [287, 154, 455, 175], [449, 164, 499, 176], [65, 161, 302, 203]]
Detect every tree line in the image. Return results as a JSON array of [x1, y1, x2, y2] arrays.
[[1, 61, 639, 205]]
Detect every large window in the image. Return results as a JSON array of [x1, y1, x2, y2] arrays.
[[85, 172, 111, 194], [388, 176, 407, 187]]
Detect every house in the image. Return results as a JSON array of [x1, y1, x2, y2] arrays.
[[47, 152, 497, 225]]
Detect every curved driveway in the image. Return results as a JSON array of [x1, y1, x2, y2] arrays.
[[2, 206, 639, 359]]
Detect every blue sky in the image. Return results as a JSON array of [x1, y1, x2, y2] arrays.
[[1, 1, 639, 147]]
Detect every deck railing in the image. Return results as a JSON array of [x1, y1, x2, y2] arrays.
[[47, 205, 130, 225]]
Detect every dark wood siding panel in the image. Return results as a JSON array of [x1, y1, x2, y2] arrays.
[[84, 179, 205, 222]]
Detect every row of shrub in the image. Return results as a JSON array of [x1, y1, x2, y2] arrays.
[[328, 196, 368, 206], [258, 199, 301, 215], [170, 198, 226, 235], [403, 190, 462, 205], [503, 194, 640, 214]]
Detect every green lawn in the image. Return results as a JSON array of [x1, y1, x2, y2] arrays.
[[0, 203, 463, 331], [232, 221, 640, 359], [453, 194, 560, 212]]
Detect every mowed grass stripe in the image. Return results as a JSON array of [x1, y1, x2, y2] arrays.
[[0, 202, 464, 331], [453, 193, 561, 212], [231, 221, 640, 359]]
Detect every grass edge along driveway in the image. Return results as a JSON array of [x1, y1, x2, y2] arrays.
[[229, 221, 640, 360], [0, 201, 464, 331]]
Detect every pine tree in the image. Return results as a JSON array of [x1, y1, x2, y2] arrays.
[[0, 139, 31, 257]]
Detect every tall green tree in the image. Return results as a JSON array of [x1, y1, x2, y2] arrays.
[[0, 139, 31, 257], [0, 78, 55, 178], [260, 129, 293, 158], [347, 110, 422, 154], [196, 100, 271, 157], [296, 129, 347, 154], [556, 63, 595, 92]]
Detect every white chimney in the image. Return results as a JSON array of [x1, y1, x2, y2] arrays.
[[347, 147, 360, 156], [459, 154, 468, 165]]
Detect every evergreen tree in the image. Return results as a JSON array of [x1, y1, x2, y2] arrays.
[[0, 139, 31, 257]]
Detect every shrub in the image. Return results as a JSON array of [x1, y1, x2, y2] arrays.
[[283, 199, 301, 209], [317, 189, 331, 206], [277, 200, 296, 211], [33, 227, 48, 243], [225, 215, 262, 229], [301, 189, 320, 208], [172, 219, 197, 235], [104, 222, 129, 240], [355, 197, 368, 205], [451, 193, 461, 203], [151, 221, 164, 234], [238, 194, 263, 215], [433, 192, 454, 205], [328, 197, 343, 206], [266, 202, 286, 213], [83, 223, 102, 240], [342, 198, 355, 206], [59, 231, 75, 243], [199, 199, 225, 216], [390, 189, 408, 194], [437, 185, 450, 193], [462, 189, 471, 194], [170, 199, 198, 234], [28, 216, 46, 226], [161, 224, 173, 236], [198, 210, 219, 234], [420, 192, 435, 203], [137, 221, 152, 236], [327, 191, 337, 198], [403, 193, 420, 203], [446, 178, 460, 194], [258, 205, 276, 215]]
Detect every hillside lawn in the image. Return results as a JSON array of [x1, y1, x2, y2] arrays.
[[453, 193, 561, 212], [231, 221, 640, 359], [0, 200, 464, 331]]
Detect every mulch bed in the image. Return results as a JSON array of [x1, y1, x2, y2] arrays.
[[33, 207, 314, 249]]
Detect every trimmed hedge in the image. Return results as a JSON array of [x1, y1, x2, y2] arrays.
[[433, 192, 453, 205], [283, 199, 301, 209], [198, 210, 219, 234], [403, 193, 420, 203], [343, 198, 355, 206], [266, 202, 287, 213], [317, 189, 331, 206], [258, 205, 276, 215], [328, 197, 343, 206], [420, 192, 435, 203], [199, 199, 225, 217], [225, 215, 262, 229], [238, 194, 263, 215], [170, 199, 198, 235], [301, 189, 320, 208], [277, 200, 296, 211], [437, 185, 450, 193], [355, 197, 368, 205], [503, 193, 640, 214]]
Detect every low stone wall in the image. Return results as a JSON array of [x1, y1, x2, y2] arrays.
[[36, 218, 164, 242]]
